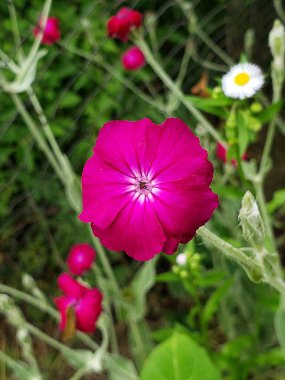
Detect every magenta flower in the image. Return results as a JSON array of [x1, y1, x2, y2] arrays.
[[107, 7, 143, 42], [33, 17, 61, 45], [79, 118, 218, 261], [122, 46, 145, 71], [67, 243, 96, 276], [54, 273, 103, 333]]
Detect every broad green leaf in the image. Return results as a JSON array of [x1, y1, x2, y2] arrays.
[[140, 333, 221, 380]]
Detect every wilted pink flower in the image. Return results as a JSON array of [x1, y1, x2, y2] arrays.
[[67, 243, 96, 276], [122, 46, 145, 71], [79, 118, 218, 261], [34, 17, 61, 45], [54, 273, 103, 333], [216, 143, 247, 167], [107, 7, 143, 42]]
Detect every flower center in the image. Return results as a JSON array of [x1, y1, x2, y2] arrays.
[[234, 72, 250, 86], [135, 176, 152, 195], [127, 170, 160, 203]]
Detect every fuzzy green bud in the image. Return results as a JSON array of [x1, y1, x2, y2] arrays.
[[239, 191, 265, 246], [269, 20, 285, 65]]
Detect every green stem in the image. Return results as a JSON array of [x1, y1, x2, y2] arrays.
[[0, 283, 98, 351], [27, 87, 67, 170], [12, 91, 121, 306], [0, 283, 58, 319], [254, 181, 277, 252], [87, 226, 121, 299], [92, 265, 119, 354], [69, 367, 87, 380], [7, 0, 24, 63], [0, 351, 31, 377], [10, 93, 65, 182], [259, 120, 276, 178], [129, 319, 148, 370], [135, 35, 225, 144], [59, 43, 167, 115], [274, 0, 285, 23], [197, 226, 260, 270], [25, 321, 75, 356]]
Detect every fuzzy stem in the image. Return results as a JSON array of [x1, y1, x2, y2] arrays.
[[10, 93, 66, 182], [197, 226, 259, 269]]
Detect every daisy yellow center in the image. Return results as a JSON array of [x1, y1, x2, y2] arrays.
[[234, 72, 250, 86]]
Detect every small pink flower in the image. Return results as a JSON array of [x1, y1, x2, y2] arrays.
[[122, 46, 145, 71], [54, 273, 103, 333], [79, 118, 218, 261], [216, 143, 247, 167], [33, 17, 61, 45], [67, 243, 96, 276], [107, 7, 143, 42]]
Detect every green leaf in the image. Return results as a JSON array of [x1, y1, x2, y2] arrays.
[[140, 332, 221, 380], [107, 354, 138, 380], [130, 260, 156, 320], [256, 101, 283, 124], [186, 96, 232, 118], [60, 93, 82, 108], [267, 189, 285, 214], [274, 298, 285, 357], [201, 279, 233, 330]]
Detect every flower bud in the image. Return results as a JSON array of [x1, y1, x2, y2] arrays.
[[250, 102, 263, 113], [269, 20, 285, 99], [269, 20, 285, 65], [121, 46, 145, 71], [67, 243, 96, 276], [239, 191, 265, 246], [176, 253, 187, 266]]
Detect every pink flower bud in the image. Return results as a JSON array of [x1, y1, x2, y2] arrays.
[[122, 46, 145, 71], [34, 17, 61, 45], [67, 243, 96, 276]]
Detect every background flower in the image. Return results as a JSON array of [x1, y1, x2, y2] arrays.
[[107, 7, 143, 42], [222, 63, 264, 99], [54, 273, 103, 333], [80, 118, 218, 261], [33, 17, 61, 45], [121, 46, 145, 71]]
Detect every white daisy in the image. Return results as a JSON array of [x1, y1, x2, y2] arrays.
[[222, 63, 264, 99]]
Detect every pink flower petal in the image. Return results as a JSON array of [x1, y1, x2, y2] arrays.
[[92, 197, 166, 261]]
